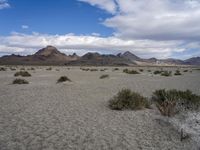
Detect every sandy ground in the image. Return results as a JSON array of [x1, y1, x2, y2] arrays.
[[0, 66, 200, 150]]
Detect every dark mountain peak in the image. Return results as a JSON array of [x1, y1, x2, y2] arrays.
[[122, 51, 141, 61], [82, 52, 101, 59], [34, 45, 65, 57]]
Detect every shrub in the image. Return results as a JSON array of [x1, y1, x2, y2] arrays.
[[174, 70, 182, 76], [183, 70, 188, 72], [14, 71, 31, 77], [148, 70, 151, 72], [90, 69, 98, 72], [152, 89, 200, 117], [0, 67, 6, 71], [13, 78, 29, 84], [139, 69, 144, 72], [161, 71, 172, 77], [10, 67, 16, 71], [57, 76, 71, 83], [123, 69, 139, 74], [20, 68, 25, 70], [46, 67, 52, 71], [113, 68, 119, 71], [100, 74, 109, 79], [153, 70, 162, 75], [108, 89, 149, 110]]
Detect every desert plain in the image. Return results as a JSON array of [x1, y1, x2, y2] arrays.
[[0, 66, 200, 150]]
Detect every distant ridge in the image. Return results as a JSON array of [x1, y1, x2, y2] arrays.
[[0, 46, 199, 66]]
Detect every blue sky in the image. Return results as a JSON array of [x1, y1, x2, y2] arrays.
[[0, 0, 200, 59], [0, 0, 113, 36]]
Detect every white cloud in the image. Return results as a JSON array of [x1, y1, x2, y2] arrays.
[[0, 0, 10, 9], [80, 0, 200, 41], [78, 0, 117, 14], [21, 25, 29, 29], [0, 32, 192, 59]]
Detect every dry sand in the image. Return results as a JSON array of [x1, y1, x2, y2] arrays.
[[0, 66, 200, 150]]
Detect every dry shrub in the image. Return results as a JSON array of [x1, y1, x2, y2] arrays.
[[57, 76, 71, 83], [13, 78, 29, 84], [14, 71, 31, 77]]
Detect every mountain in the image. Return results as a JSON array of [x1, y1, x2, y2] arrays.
[[0, 46, 199, 66], [184, 57, 200, 65], [66, 52, 132, 66], [0, 46, 79, 65]]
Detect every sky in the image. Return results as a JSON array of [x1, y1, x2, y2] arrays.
[[0, 0, 200, 59]]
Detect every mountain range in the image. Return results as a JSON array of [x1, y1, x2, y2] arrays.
[[0, 46, 199, 66]]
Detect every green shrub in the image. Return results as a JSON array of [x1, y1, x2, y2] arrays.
[[100, 74, 109, 79], [174, 70, 182, 76], [14, 71, 31, 77], [152, 89, 200, 117], [113, 68, 119, 71], [123, 69, 139, 74], [109, 89, 149, 110], [90, 69, 98, 72], [161, 71, 172, 77], [13, 78, 29, 84], [154, 70, 162, 75], [57, 76, 71, 83], [0, 67, 6, 71], [46, 67, 52, 71], [183, 70, 188, 72], [139, 69, 144, 72]]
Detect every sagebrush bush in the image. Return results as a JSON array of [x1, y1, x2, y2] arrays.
[[13, 78, 29, 84], [161, 71, 172, 77], [174, 70, 182, 76], [113, 68, 119, 71], [152, 89, 200, 117], [46, 67, 52, 71], [139, 69, 144, 72], [109, 89, 150, 110], [14, 71, 31, 77], [90, 69, 98, 72], [183, 70, 188, 72], [153, 70, 162, 75], [57, 76, 71, 83], [100, 74, 109, 79], [123, 69, 139, 74], [0, 67, 6, 71]]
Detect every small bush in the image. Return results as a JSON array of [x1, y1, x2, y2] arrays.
[[113, 68, 119, 71], [46, 67, 52, 71], [14, 71, 31, 77], [154, 70, 162, 75], [13, 78, 29, 84], [123, 69, 139, 74], [20, 68, 25, 71], [90, 69, 98, 72], [10, 67, 16, 71], [109, 89, 149, 110], [57, 76, 71, 83], [174, 70, 182, 76], [152, 89, 200, 117], [0, 67, 6, 71], [183, 70, 188, 72], [161, 71, 172, 77], [148, 70, 151, 72], [139, 69, 144, 72], [100, 74, 109, 79]]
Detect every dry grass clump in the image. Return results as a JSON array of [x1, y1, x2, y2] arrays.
[[123, 69, 140, 74], [109, 89, 150, 110], [0, 67, 6, 71], [174, 70, 182, 76], [57, 76, 71, 83], [14, 71, 31, 77], [152, 89, 200, 117], [100, 74, 109, 79], [13, 78, 29, 84], [81, 68, 90, 71]]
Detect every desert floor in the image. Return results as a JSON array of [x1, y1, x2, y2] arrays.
[[0, 66, 200, 150]]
